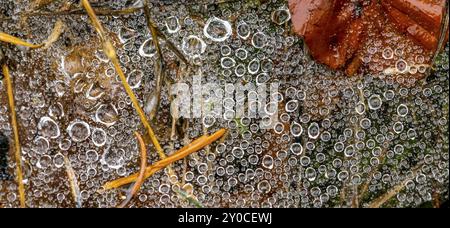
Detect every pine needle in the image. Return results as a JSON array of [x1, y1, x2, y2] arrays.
[[0, 32, 43, 48], [102, 129, 226, 190], [0, 19, 64, 49], [2, 64, 26, 208], [117, 132, 148, 208]]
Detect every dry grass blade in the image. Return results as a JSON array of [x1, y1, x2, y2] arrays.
[[81, 0, 168, 160], [117, 132, 148, 208], [64, 155, 81, 208], [2, 64, 26, 208], [102, 129, 227, 190]]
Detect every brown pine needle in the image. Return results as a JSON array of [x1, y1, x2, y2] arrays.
[[2, 64, 26, 208], [64, 155, 81, 208], [117, 132, 148, 208], [102, 129, 227, 190], [81, 0, 168, 160]]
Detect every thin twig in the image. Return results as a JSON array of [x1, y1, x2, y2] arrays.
[[2, 64, 26, 208], [102, 129, 226, 190], [117, 132, 148, 208]]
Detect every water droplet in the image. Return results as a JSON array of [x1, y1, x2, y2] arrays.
[[95, 104, 118, 127], [101, 147, 125, 169], [393, 121, 404, 133], [252, 32, 267, 49], [67, 120, 91, 142], [257, 180, 271, 193], [204, 17, 232, 42], [92, 128, 107, 147], [248, 58, 260, 74], [344, 145, 355, 157], [127, 69, 143, 89], [232, 147, 244, 159], [38, 117, 60, 139], [305, 167, 317, 181], [221, 45, 232, 56], [221, 57, 236, 69], [139, 38, 157, 58], [254, 73, 269, 85], [237, 22, 251, 40], [37, 155, 52, 169], [308, 122, 320, 139], [32, 136, 49, 154], [360, 118, 371, 129], [285, 100, 298, 112], [397, 104, 408, 117], [53, 153, 64, 168], [165, 16, 181, 33], [182, 35, 206, 57], [290, 143, 303, 156], [235, 64, 246, 77], [290, 121, 303, 137], [396, 59, 408, 73], [86, 150, 99, 163], [235, 48, 248, 60], [368, 94, 382, 110], [271, 9, 291, 25], [118, 27, 137, 43], [262, 155, 274, 169]]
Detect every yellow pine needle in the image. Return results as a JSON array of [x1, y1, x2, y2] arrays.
[[0, 19, 64, 49], [64, 155, 81, 208], [0, 32, 43, 48], [102, 129, 227, 190], [117, 132, 148, 208], [81, 0, 168, 160], [2, 64, 26, 208]]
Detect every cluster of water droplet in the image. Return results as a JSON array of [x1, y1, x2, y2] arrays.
[[0, 0, 448, 208]]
